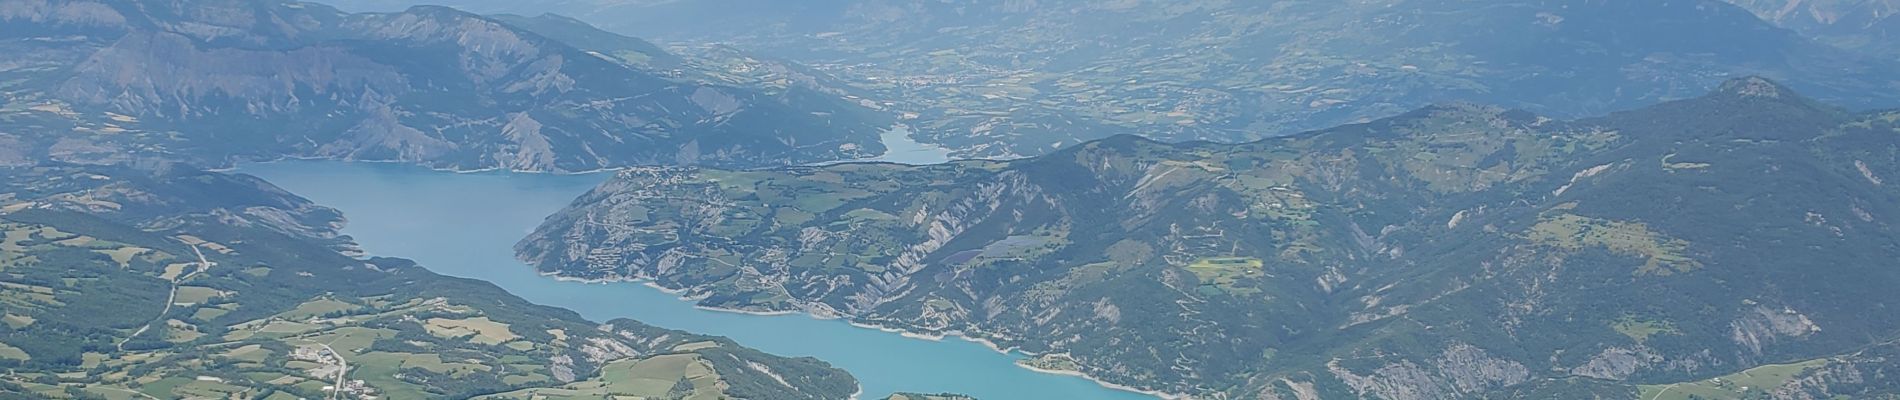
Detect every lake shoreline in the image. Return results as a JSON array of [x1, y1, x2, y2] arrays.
[[1015, 363, 1189, 400], [537, 270, 1187, 400], [215, 155, 623, 176], [245, 160, 1166, 400]]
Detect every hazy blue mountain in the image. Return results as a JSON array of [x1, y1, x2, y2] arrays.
[[304, 0, 523, 13], [298, 0, 1900, 161], [0, 0, 893, 172], [487, 12, 684, 70], [521, 78, 1900, 399], [1728, 0, 1900, 57]]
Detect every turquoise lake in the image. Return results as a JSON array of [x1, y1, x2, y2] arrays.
[[242, 160, 1154, 400], [866, 124, 953, 165]]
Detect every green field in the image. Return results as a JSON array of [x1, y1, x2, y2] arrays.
[[0, 341, 29, 360], [1185, 257, 1266, 296], [1639, 359, 1830, 400], [1611, 317, 1681, 343], [483, 353, 722, 400], [172, 286, 224, 304], [279, 297, 360, 320]]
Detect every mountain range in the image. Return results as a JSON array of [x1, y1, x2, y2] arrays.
[[520, 77, 1900, 399], [1728, 0, 1900, 57], [317, 0, 1900, 160], [0, 0, 893, 172], [5, 0, 1900, 399]]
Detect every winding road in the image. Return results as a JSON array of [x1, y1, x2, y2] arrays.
[[117, 239, 211, 352]]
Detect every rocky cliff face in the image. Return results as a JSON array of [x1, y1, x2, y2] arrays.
[[519, 78, 1900, 398], [1768, 340, 1900, 399], [0, 0, 891, 172], [1727, 0, 1900, 57]]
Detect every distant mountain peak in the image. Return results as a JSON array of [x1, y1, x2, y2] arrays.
[[1698, 76, 1842, 117], [1725, 0, 1900, 58], [1594, 76, 1845, 142], [392, 3, 491, 21], [1715, 76, 1799, 99]]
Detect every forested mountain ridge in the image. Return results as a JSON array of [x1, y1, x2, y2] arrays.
[[0, 162, 861, 399], [325, 0, 1900, 161], [0, 0, 892, 172], [520, 77, 1900, 399]]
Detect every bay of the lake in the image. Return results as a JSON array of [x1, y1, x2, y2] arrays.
[[243, 160, 1155, 400]]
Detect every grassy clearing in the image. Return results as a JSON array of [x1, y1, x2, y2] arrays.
[[222, 344, 270, 363], [1530, 213, 1699, 276], [279, 297, 359, 320], [352, 353, 443, 400], [0, 225, 31, 253], [53, 235, 95, 247], [173, 235, 233, 255], [172, 286, 224, 305], [481, 354, 721, 399], [307, 327, 395, 354], [0, 224, 65, 268], [602, 354, 721, 398], [78, 386, 143, 400], [138, 377, 192, 398], [395, 353, 489, 374], [3, 225, 78, 250], [0, 341, 29, 360], [0, 281, 58, 307], [254, 320, 321, 335], [158, 263, 193, 281], [425, 317, 519, 345], [263, 374, 304, 386], [164, 319, 204, 342], [840, 208, 899, 222], [1185, 257, 1266, 295], [979, 235, 1060, 259], [1, 282, 54, 295], [1639, 359, 1829, 400], [2, 313, 33, 328], [94, 246, 151, 267], [501, 373, 551, 386], [80, 352, 108, 369], [672, 341, 720, 352], [1612, 316, 1681, 343], [191, 305, 231, 321], [168, 378, 249, 399]]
